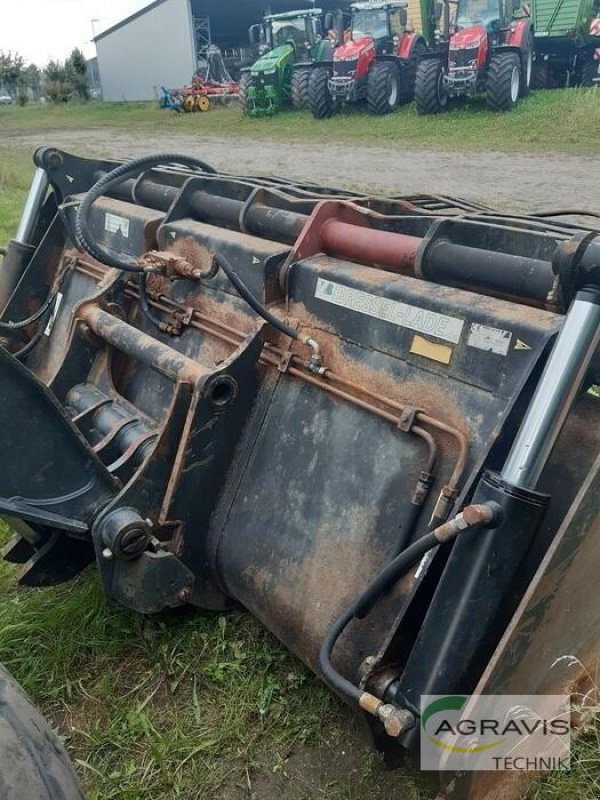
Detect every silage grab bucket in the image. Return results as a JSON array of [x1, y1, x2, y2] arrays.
[[0, 147, 599, 798]]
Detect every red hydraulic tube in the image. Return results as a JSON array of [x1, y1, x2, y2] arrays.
[[320, 219, 421, 273]]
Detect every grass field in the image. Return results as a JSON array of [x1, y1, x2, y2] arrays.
[[0, 97, 599, 798], [0, 87, 599, 154]]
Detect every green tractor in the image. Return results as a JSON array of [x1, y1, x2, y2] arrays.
[[239, 9, 336, 116], [531, 0, 600, 86]]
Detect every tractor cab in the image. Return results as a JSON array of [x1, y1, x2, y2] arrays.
[[343, 1, 410, 55], [454, 0, 511, 39], [250, 10, 324, 62]]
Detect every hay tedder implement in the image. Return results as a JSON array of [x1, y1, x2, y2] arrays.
[[1, 149, 600, 798]]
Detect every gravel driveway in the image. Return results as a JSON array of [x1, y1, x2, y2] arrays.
[[2, 127, 597, 213]]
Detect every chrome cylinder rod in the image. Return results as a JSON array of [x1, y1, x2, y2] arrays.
[[502, 288, 600, 489], [15, 167, 49, 244]]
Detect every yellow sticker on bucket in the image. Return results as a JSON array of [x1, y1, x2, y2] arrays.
[[410, 335, 453, 365]]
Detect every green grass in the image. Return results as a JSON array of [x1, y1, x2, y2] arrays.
[[1, 104, 600, 799], [0, 521, 433, 800], [0, 150, 35, 246], [0, 88, 598, 154]]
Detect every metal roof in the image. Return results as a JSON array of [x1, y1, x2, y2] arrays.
[[350, 0, 408, 9], [264, 8, 324, 20], [93, 0, 169, 41]]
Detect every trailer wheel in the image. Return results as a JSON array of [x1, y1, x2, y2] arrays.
[[367, 61, 401, 114], [291, 68, 311, 110], [239, 73, 251, 114], [531, 56, 549, 89], [486, 51, 521, 111], [308, 67, 333, 119], [399, 39, 426, 104], [196, 95, 210, 112], [0, 664, 83, 799], [415, 58, 448, 114], [520, 33, 534, 96]]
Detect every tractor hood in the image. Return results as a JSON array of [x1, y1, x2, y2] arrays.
[[334, 36, 376, 61], [251, 43, 295, 74], [450, 25, 486, 49]]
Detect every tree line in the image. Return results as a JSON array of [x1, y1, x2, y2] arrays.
[[0, 48, 91, 104]]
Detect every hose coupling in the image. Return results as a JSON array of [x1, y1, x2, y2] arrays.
[[359, 692, 415, 738], [139, 250, 205, 279], [412, 470, 434, 506], [303, 336, 326, 375], [434, 502, 502, 542]]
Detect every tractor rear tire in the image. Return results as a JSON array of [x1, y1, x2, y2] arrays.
[[239, 73, 251, 114], [531, 57, 549, 89], [291, 68, 311, 110], [367, 61, 401, 115], [486, 52, 521, 111], [415, 58, 448, 114], [308, 67, 333, 119], [399, 39, 426, 104], [0, 663, 83, 799]]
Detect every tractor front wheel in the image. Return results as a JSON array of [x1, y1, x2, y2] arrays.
[[239, 73, 251, 114], [308, 67, 333, 119], [291, 68, 311, 110], [367, 61, 400, 115], [486, 52, 521, 111], [0, 663, 83, 799], [415, 58, 448, 115]]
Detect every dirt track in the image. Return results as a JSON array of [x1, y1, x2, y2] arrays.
[[3, 127, 598, 213]]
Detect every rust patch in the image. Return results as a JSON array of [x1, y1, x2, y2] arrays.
[[240, 505, 391, 676], [169, 236, 215, 273]]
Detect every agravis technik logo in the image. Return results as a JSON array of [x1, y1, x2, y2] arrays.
[[420, 694, 571, 772]]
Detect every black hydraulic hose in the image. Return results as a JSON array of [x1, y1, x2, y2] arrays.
[[0, 290, 57, 330], [392, 501, 426, 559], [318, 503, 501, 706], [75, 154, 217, 273], [139, 274, 164, 330], [12, 325, 46, 360], [9, 299, 56, 360], [215, 252, 301, 342]]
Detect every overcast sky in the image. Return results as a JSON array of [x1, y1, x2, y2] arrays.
[[1, 1, 153, 66]]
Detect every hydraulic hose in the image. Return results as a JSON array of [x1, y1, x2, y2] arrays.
[[0, 290, 58, 330], [12, 325, 47, 360], [7, 298, 56, 360], [318, 503, 501, 711], [215, 252, 322, 366], [139, 274, 164, 330], [215, 253, 299, 341], [75, 154, 216, 273], [74, 155, 322, 364]]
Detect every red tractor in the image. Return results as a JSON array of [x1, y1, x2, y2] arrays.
[[308, 1, 426, 117], [415, 0, 534, 112]]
